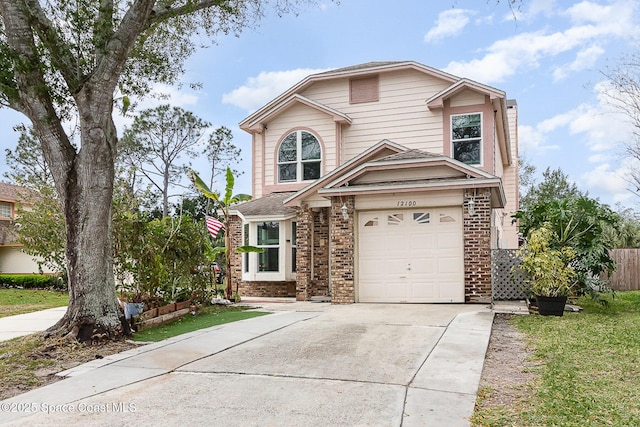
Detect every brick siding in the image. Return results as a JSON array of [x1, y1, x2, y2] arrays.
[[329, 196, 355, 304], [463, 188, 492, 303]]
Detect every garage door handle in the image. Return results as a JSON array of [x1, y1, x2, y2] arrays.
[[407, 263, 411, 271]]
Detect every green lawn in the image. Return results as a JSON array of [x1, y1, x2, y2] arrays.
[[131, 305, 270, 342], [0, 289, 68, 318], [473, 291, 640, 427]]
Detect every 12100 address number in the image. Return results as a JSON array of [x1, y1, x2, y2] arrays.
[[396, 200, 417, 207]]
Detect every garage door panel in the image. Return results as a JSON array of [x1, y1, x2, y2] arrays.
[[437, 257, 462, 274], [358, 207, 464, 303]]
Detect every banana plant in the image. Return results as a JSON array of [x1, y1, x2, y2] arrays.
[[189, 167, 262, 300]]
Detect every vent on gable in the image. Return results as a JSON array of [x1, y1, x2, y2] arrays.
[[350, 75, 379, 104]]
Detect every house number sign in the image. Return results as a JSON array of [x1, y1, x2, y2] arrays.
[[396, 200, 417, 207]]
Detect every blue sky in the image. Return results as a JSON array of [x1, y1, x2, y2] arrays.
[[1, 0, 639, 210]]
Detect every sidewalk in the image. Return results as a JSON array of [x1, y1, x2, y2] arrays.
[[0, 306, 66, 341]]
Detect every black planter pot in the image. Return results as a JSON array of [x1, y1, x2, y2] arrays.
[[536, 295, 568, 316]]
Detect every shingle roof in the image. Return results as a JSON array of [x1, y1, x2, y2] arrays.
[[313, 61, 407, 76], [0, 182, 29, 202], [234, 192, 297, 216], [373, 149, 442, 162]]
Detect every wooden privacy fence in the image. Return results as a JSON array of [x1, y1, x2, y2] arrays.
[[601, 249, 640, 291]]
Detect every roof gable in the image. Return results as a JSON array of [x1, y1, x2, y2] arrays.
[[240, 61, 460, 132], [283, 139, 408, 207], [242, 94, 352, 133], [426, 79, 506, 109]]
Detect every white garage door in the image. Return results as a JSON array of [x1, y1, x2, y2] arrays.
[[358, 207, 464, 303]]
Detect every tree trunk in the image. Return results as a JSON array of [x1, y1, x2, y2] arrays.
[[47, 98, 129, 342]]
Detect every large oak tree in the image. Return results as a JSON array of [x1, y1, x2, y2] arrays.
[[0, 0, 309, 342]]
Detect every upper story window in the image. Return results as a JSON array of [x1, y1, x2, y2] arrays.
[[0, 202, 12, 219], [278, 130, 321, 183], [350, 75, 379, 103], [452, 113, 482, 166]]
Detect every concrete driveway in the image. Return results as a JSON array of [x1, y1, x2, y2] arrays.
[[1, 302, 493, 426]]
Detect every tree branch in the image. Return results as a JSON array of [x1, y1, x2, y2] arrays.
[[22, 0, 82, 92], [149, 0, 234, 24]]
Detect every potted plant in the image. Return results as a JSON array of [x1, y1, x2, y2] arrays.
[[518, 223, 576, 316]]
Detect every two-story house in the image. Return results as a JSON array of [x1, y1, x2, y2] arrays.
[[228, 61, 518, 304], [0, 182, 51, 274]]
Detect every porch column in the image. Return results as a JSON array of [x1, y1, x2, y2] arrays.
[[464, 188, 492, 302], [296, 206, 313, 301], [228, 215, 243, 297], [330, 196, 355, 304]]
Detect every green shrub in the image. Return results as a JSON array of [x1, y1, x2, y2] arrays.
[[0, 274, 65, 290]]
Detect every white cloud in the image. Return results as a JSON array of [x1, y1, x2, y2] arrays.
[[444, 1, 638, 83], [424, 9, 475, 43], [507, 0, 557, 22], [520, 88, 632, 157], [222, 68, 329, 112], [553, 44, 605, 81], [580, 161, 635, 203], [518, 124, 560, 152]]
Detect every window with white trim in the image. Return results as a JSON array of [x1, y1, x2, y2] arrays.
[[242, 219, 297, 281], [278, 130, 321, 182], [452, 113, 482, 165], [0, 202, 12, 218], [257, 222, 279, 272]]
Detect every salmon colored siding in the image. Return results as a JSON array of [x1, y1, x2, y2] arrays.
[[502, 105, 520, 248], [301, 69, 450, 162], [247, 64, 517, 227]]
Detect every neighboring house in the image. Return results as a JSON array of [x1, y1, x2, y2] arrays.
[[0, 182, 52, 274], [229, 61, 519, 304]]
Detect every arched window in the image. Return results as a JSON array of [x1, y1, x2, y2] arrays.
[[278, 130, 321, 182]]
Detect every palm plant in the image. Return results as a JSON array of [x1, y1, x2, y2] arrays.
[[189, 167, 262, 300]]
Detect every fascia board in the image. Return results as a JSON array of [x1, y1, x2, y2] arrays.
[[426, 79, 506, 109], [323, 157, 496, 190], [317, 177, 503, 195], [244, 94, 351, 132]]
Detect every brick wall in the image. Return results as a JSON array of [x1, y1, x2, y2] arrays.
[[230, 215, 297, 298], [329, 196, 355, 304], [464, 188, 492, 303], [311, 207, 330, 296], [295, 206, 330, 300], [295, 206, 312, 300], [237, 281, 296, 298], [228, 215, 243, 296]]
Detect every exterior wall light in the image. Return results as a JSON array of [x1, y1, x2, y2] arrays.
[[341, 203, 349, 220], [468, 198, 476, 216]]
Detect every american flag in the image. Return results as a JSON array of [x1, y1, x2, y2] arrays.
[[205, 215, 224, 238]]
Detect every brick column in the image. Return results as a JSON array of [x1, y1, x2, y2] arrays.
[[330, 196, 355, 304], [228, 215, 243, 297], [464, 188, 492, 302], [296, 206, 313, 300], [311, 207, 330, 296]]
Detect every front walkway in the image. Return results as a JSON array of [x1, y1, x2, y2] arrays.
[[0, 306, 66, 341]]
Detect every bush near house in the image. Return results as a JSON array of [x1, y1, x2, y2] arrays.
[[0, 274, 65, 290]]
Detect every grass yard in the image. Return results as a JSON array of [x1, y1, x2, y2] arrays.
[[0, 289, 68, 318], [473, 291, 640, 427], [131, 304, 270, 342]]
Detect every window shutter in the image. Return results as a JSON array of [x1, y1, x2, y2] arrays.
[[350, 76, 379, 103]]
